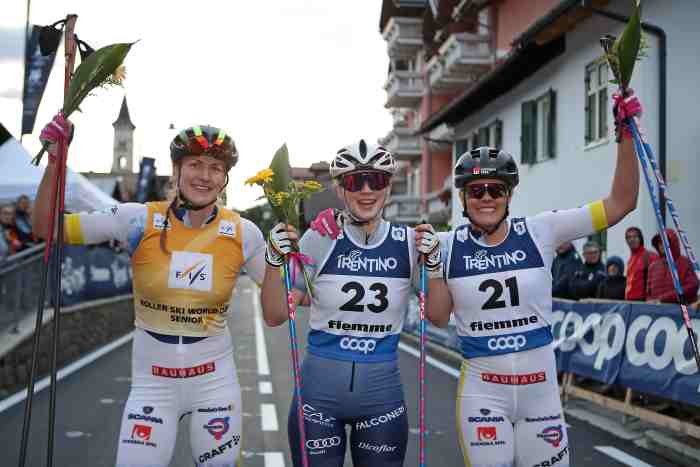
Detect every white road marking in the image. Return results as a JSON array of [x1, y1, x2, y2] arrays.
[[398, 341, 460, 378], [100, 398, 115, 404], [595, 446, 655, 467], [263, 452, 285, 467], [261, 403, 279, 431], [252, 290, 271, 376], [259, 381, 273, 394], [0, 332, 134, 414]]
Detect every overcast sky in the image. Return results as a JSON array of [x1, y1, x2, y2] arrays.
[[1, 0, 392, 210]]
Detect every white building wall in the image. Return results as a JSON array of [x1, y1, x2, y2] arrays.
[[451, 0, 699, 264]]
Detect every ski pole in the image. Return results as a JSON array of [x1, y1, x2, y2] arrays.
[[628, 121, 700, 370], [282, 259, 310, 467], [418, 254, 427, 467], [46, 16, 78, 467]]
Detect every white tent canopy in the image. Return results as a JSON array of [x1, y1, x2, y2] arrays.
[[0, 136, 118, 212]]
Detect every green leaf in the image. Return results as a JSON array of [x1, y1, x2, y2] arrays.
[[267, 143, 299, 228], [613, 0, 642, 89], [63, 42, 135, 116]]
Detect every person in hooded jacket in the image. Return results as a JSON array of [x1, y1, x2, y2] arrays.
[[624, 226, 657, 301], [646, 228, 699, 304], [596, 256, 626, 300], [552, 241, 581, 299]]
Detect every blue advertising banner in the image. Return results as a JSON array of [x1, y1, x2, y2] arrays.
[[22, 25, 57, 135], [51, 244, 132, 307], [404, 299, 700, 406]]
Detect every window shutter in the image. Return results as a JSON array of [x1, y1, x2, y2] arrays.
[[494, 120, 503, 149], [454, 139, 469, 164], [521, 100, 536, 164], [471, 132, 479, 149], [584, 71, 592, 144], [478, 127, 489, 146], [548, 89, 556, 159]]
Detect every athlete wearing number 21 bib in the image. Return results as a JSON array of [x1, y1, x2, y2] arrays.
[[261, 140, 442, 467], [427, 91, 642, 467]]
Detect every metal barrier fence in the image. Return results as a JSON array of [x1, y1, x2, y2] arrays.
[[0, 244, 46, 333]]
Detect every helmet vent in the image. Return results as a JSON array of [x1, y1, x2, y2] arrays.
[[359, 139, 367, 158]]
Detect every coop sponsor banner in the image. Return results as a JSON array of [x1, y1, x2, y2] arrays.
[[51, 244, 132, 306], [405, 298, 700, 406], [552, 300, 700, 406]]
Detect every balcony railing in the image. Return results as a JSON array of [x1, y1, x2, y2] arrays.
[[427, 33, 493, 91], [384, 194, 421, 224], [382, 17, 423, 59], [384, 71, 423, 108], [379, 127, 421, 161]]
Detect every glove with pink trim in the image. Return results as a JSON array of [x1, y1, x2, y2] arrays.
[[612, 89, 643, 142], [39, 112, 73, 164], [309, 208, 343, 240]]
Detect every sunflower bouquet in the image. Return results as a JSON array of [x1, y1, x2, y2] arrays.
[[245, 144, 324, 294]]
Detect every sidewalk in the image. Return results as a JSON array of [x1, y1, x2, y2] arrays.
[[400, 332, 700, 467]]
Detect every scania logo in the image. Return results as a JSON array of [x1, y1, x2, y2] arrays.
[[488, 335, 526, 351], [128, 413, 163, 424], [340, 337, 376, 354], [306, 436, 341, 449], [468, 415, 506, 422]]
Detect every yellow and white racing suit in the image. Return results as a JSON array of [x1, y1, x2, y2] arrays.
[[65, 201, 266, 467]]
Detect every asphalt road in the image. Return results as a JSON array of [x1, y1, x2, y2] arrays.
[[0, 276, 679, 466]]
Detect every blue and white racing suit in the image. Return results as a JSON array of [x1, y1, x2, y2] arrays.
[[289, 220, 418, 467], [444, 203, 608, 467]]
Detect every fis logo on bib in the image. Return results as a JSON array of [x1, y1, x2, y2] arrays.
[[153, 213, 171, 230], [463, 249, 527, 271], [335, 250, 398, 273], [391, 227, 406, 242], [488, 335, 527, 351], [217, 220, 236, 238], [340, 337, 376, 354], [169, 252, 213, 291]]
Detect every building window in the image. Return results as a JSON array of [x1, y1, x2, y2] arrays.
[[521, 89, 556, 164], [585, 61, 609, 144], [454, 139, 469, 165], [488, 120, 503, 148]]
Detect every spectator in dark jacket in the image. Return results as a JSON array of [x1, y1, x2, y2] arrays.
[[570, 241, 606, 300], [596, 256, 626, 300], [0, 204, 23, 255], [647, 228, 699, 303], [14, 194, 34, 246], [624, 226, 657, 301], [552, 241, 581, 299]]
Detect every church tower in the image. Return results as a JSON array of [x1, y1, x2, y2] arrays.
[[112, 96, 135, 173]]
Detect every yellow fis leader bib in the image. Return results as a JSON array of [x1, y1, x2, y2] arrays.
[[131, 202, 244, 337]]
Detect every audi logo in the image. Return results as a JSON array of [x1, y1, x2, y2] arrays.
[[487, 335, 526, 351], [306, 436, 341, 449], [340, 337, 376, 354]]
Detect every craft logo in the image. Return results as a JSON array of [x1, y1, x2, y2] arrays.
[[538, 425, 563, 447], [391, 227, 406, 242], [131, 424, 152, 441], [169, 252, 213, 291], [203, 417, 230, 441], [218, 220, 236, 238], [476, 426, 497, 441], [335, 249, 398, 273]]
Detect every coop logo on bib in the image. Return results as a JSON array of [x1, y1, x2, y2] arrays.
[[168, 252, 213, 291]]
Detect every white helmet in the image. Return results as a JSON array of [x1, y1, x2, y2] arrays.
[[330, 139, 397, 179]]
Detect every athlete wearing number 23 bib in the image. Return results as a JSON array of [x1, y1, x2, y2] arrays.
[[261, 140, 442, 467], [426, 92, 643, 467]]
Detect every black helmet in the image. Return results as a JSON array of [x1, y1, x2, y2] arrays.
[[454, 147, 519, 189], [170, 125, 238, 170]]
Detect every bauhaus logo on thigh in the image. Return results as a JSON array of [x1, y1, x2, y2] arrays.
[[340, 337, 376, 354], [487, 335, 526, 351]]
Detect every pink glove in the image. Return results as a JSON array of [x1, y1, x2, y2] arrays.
[[613, 90, 643, 141], [309, 208, 342, 240], [39, 112, 72, 163]]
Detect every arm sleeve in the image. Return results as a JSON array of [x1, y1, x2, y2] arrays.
[[529, 201, 607, 248], [64, 203, 147, 252], [240, 218, 266, 286]]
